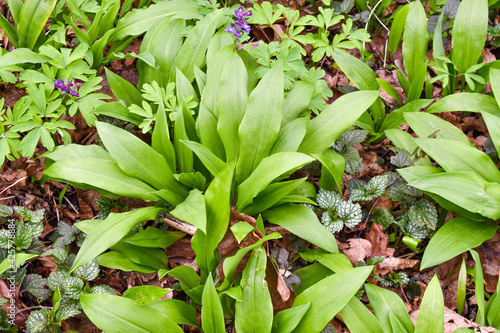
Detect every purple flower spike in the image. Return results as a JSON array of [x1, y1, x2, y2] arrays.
[[225, 25, 242, 39], [226, 6, 252, 40], [69, 90, 80, 97], [235, 20, 251, 33], [54, 79, 64, 89]]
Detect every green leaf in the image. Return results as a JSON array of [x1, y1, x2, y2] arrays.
[[408, 199, 438, 229], [365, 283, 415, 333], [271, 303, 311, 333], [17, 0, 57, 49], [146, 299, 199, 327], [235, 247, 273, 333], [300, 249, 352, 273], [43, 157, 161, 202], [332, 51, 379, 90], [421, 217, 497, 269], [24, 274, 52, 301], [80, 293, 183, 333], [413, 138, 500, 183], [298, 90, 379, 154], [111, 242, 168, 271], [486, 273, 500, 328], [409, 171, 500, 220], [281, 81, 314, 127], [121, 227, 185, 248], [340, 297, 385, 333], [170, 189, 206, 233], [0, 48, 48, 67], [236, 62, 284, 184], [271, 117, 308, 154], [110, 0, 201, 42], [404, 112, 472, 147], [97, 251, 156, 273], [456, 257, 467, 315], [218, 232, 282, 291], [291, 266, 373, 332], [123, 286, 171, 305], [191, 161, 234, 279], [0, 253, 38, 275], [96, 121, 187, 205], [25, 308, 50, 333], [470, 249, 486, 325], [70, 207, 164, 272], [388, 4, 410, 53], [72, 259, 100, 281], [402, 0, 428, 82], [171, 9, 223, 82], [426, 92, 500, 114], [236, 152, 314, 211], [201, 272, 225, 333], [414, 275, 444, 333], [451, 0, 488, 74], [230, 222, 255, 244], [263, 203, 338, 253], [105, 67, 143, 107], [316, 149, 345, 191], [181, 140, 226, 176]]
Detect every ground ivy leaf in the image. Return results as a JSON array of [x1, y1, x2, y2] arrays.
[[63, 277, 84, 299], [14, 224, 34, 249], [323, 218, 344, 233], [397, 214, 429, 240], [366, 175, 388, 198], [55, 298, 81, 322], [0, 230, 12, 249], [48, 270, 70, 291], [25, 308, 50, 333], [316, 189, 343, 210], [23, 274, 53, 302], [42, 248, 68, 264], [408, 199, 438, 230], [372, 207, 395, 229], [339, 201, 362, 228], [72, 259, 99, 281], [0, 206, 14, 217]]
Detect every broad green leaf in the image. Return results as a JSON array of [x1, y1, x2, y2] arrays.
[[340, 297, 385, 333], [271, 117, 308, 154], [0, 48, 48, 67], [112, 242, 169, 273], [0, 13, 17, 47], [235, 247, 273, 333], [263, 203, 338, 253], [96, 121, 187, 205], [206, 30, 234, 68], [272, 303, 311, 333], [17, 0, 57, 49], [243, 178, 306, 215], [409, 171, 500, 220], [218, 232, 282, 291], [293, 263, 334, 295], [377, 78, 401, 105], [281, 81, 314, 127], [43, 158, 161, 201], [415, 275, 444, 333], [42, 143, 112, 166], [426, 93, 500, 115], [121, 227, 185, 248], [0, 253, 38, 275], [405, 112, 472, 146], [485, 68, 500, 153], [80, 294, 183, 333], [202, 273, 225, 333], [402, 1, 427, 82], [176, 68, 198, 103], [236, 62, 284, 184], [71, 207, 164, 272], [170, 189, 207, 233], [300, 249, 352, 273], [171, 9, 224, 82], [230, 222, 254, 243], [406, 62, 427, 102], [105, 67, 142, 107], [202, 45, 234, 116], [470, 249, 486, 325], [432, 9, 446, 69], [196, 103, 226, 160], [216, 50, 248, 162], [388, 4, 410, 53], [486, 273, 500, 328], [146, 299, 199, 328], [365, 284, 415, 333], [110, 0, 201, 42], [332, 51, 379, 90], [167, 266, 201, 291], [421, 217, 497, 269], [122, 286, 171, 304], [181, 140, 226, 176], [457, 257, 467, 315], [298, 90, 379, 154], [97, 251, 156, 273], [316, 149, 346, 191], [451, 0, 488, 74], [236, 152, 314, 211], [292, 266, 373, 332], [152, 105, 176, 172], [413, 138, 500, 183], [93, 102, 143, 125], [191, 161, 234, 279], [380, 99, 433, 133], [173, 105, 193, 174]]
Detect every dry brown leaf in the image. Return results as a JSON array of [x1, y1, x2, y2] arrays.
[[365, 223, 390, 257], [378, 257, 419, 271], [341, 238, 372, 265]]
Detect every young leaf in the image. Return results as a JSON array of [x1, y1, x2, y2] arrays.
[[415, 275, 444, 333], [451, 0, 488, 74], [170, 189, 206, 233], [421, 216, 497, 269], [235, 247, 273, 333], [201, 273, 225, 333], [291, 265, 373, 332], [456, 257, 467, 315], [105, 67, 143, 107], [470, 249, 486, 325], [80, 293, 183, 333], [402, 1, 427, 82], [340, 297, 385, 333], [17, 0, 57, 49]]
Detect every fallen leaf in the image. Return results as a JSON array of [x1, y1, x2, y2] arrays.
[[341, 238, 372, 265], [378, 257, 419, 271], [365, 223, 390, 257]]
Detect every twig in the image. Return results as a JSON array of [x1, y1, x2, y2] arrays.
[[52, 197, 60, 222], [162, 213, 197, 235], [0, 196, 15, 201], [364, 0, 390, 67], [64, 196, 79, 215], [0, 176, 27, 195], [15, 306, 53, 315]]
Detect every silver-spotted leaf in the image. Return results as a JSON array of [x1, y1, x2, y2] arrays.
[[408, 199, 438, 230]]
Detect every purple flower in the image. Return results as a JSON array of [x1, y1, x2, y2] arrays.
[[226, 7, 252, 40], [54, 78, 81, 98]]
